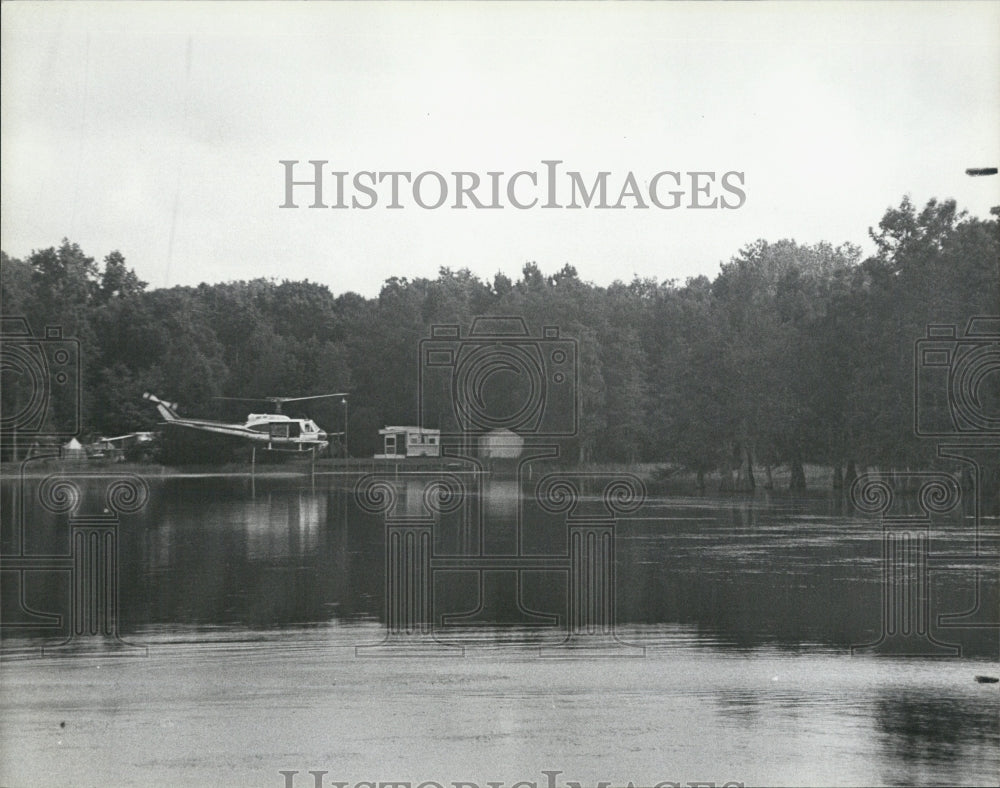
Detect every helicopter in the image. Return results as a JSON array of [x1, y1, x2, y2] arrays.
[[143, 392, 347, 454]]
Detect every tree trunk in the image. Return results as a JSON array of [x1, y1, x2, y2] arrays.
[[718, 444, 736, 492], [832, 464, 844, 490], [844, 459, 857, 489], [790, 456, 806, 491], [763, 464, 774, 490], [960, 465, 975, 491], [718, 468, 735, 492], [735, 443, 755, 492], [696, 469, 706, 491]]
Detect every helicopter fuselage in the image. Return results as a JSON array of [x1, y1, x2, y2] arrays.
[[143, 393, 331, 452]]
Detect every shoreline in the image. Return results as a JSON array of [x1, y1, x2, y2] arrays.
[[0, 458, 862, 491], [3, 457, 981, 497], [2, 625, 997, 788]]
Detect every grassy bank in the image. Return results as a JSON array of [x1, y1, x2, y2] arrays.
[[1, 457, 915, 493]]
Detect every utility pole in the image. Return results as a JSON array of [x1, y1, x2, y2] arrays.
[[342, 396, 348, 458]]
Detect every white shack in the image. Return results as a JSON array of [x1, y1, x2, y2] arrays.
[[375, 426, 441, 459]]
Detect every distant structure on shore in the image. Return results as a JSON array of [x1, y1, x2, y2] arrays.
[[91, 432, 156, 461], [372, 426, 524, 460], [375, 426, 441, 458], [478, 429, 523, 460]]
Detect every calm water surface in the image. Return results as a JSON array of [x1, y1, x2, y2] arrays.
[[1, 466, 997, 787]]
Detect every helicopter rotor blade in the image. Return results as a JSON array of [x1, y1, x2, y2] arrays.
[[213, 393, 348, 403], [212, 393, 349, 414], [267, 393, 349, 403]]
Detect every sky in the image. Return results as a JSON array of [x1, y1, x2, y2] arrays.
[[2, 1, 999, 297]]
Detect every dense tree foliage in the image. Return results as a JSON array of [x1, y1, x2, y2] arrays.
[[2, 197, 997, 481]]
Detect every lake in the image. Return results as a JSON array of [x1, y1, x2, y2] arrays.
[[1, 462, 997, 787]]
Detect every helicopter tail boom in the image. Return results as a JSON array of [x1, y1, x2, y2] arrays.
[[143, 392, 180, 422]]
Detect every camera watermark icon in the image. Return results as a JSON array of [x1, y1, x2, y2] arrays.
[[849, 472, 962, 657], [359, 317, 646, 657], [0, 456, 149, 656], [533, 472, 646, 656], [418, 317, 578, 437], [914, 316, 1000, 437], [354, 471, 466, 656], [910, 316, 1000, 634], [932, 444, 1000, 630], [277, 769, 744, 788], [0, 317, 81, 439], [353, 466, 646, 657]]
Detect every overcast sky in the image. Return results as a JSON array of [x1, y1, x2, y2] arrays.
[[2, 2, 998, 297]]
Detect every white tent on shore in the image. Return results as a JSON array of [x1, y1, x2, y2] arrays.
[[62, 437, 86, 459]]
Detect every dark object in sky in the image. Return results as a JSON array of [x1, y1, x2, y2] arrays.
[[974, 675, 999, 683], [965, 167, 998, 176]]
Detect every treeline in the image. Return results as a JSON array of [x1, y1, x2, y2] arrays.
[[1, 196, 997, 485]]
